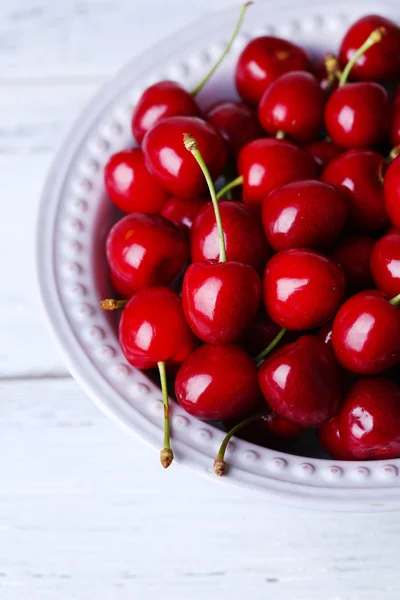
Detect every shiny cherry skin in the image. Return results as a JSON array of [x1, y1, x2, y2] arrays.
[[318, 414, 355, 460], [323, 150, 388, 234], [325, 83, 389, 149], [191, 200, 269, 273], [238, 138, 318, 207], [109, 269, 136, 300], [258, 335, 341, 427], [330, 235, 375, 294], [370, 232, 400, 297], [332, 290, 400, 374], [175, 344, 260, 421], [384, 156, 400, 229], [182, 260, 261, 344], [106, 213, 188, 294], [161, 195, 208, 233], [119, 287, 197, 369], [305, 140, 342, 171], [339, 15, 400, 81], [263, 249, 346, 331], [104, 148, 169, 214], [340, 377, 400, 460], [206, 102, 264, 156], [235, 36, 311, 105], [258, 71, 324, 143], [131, 81, 200, 144], [389, 87, 400, 147], [143, 116, 227, 198], [262, 179, 348, 252], [240, 308, 282, 356]]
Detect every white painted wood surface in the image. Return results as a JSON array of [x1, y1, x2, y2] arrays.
[[1, 1, 400, 598]]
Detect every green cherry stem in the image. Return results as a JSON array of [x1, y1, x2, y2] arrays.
[[183, 133, 227, 262], [216, 175, 244, 200], [255, 328, 287, 363], [158, 361, 174, 469], [390, 293, 400, 308], [191, 2, 253, 96], [339, 26, 386, 87], [100, 298, 128, 310]]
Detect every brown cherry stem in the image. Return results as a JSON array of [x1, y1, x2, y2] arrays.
[[158, 361, 174, 468], [389, 146, 400, 162], [216, 175, 244, 200], [390, 293, 400, 308], [100, 298, 128, 310], [275, 130, 285, 139], [256, 328, 287, 363], [324, 53, 341, 92], [339, 27, 386, 87]]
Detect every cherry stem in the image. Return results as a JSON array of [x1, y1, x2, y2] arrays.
[[100, 298, 127, 310], [390, 293, 400, 308], [324, 53, 341, 92], [275, 130, 285, 140], [191, 2, 253, 96], [339, 26, 386, 87], [216, 175, 244, 200], [183, 133, 227, 262], [255, 328, 287, 363], [158, 361, 174, 469], [389, 146, 400, 162], [213, 412, 266, 476]]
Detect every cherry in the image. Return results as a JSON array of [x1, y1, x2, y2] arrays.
[[318, 319, 334, 347], [106, 213, 188, 295], [330, 235, 375, 294], [332, 290, 400, 374], [258, 335, 341, 427], [384, 155, 400, 229], [238, 138, 318, 207], [240, 308, 282, 356], [318, 414, 355, 460], [340, 377, 400, 460], [175, 344, 260, 421], [235, 36, 311, 105], [258, 71, 325, 143], [161, 195, 208, 233], [191, 200, 269, 273], [143, 116, 227, 198], [389, 87, 400, 147], [305, 140, 342, 171], [263, 249, 346, 330], [109, 268, 136, 300], [206, 101, 264, 156], [262, 179, 347, 252], [322, 150, 388, 234], [259, 411, 303, 438], [313, 53, 340, 92], [339, 15, 400, 81], [370, 232, 400, 297]]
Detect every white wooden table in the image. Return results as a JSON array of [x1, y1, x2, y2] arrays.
[[1, 1, 400, 598]]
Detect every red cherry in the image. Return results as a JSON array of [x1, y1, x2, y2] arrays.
[[119, 286, 197, 369], [263, 249, 346, 330], [191, 200, 269, 273], [384, 155, 400, 229], [313, 54, 340, 92], [238, 138, 318, 207], [259, 412, 303, 438], [131, 81, 200, 144], [104, 148, 169, 214], [389, 87, 400, 147], [318, 319, 334, 347], [322, 150, 388, 234], [318, 414, 355, 460], [258, 335, 341, 427], [340, 377, 400, 460], [325, 83, 389, 149], [370, 232, 400, 297], [339, 15, 400, 81], [262, 179, 347, 252], [332, 290, 400, 374], [387, 224, 400, 235], [106, 213, 188, 294], [160, 195, 208, 233], [182, 260, 261, 344], [258, 71, 324, 143], [143, 116, 227, 198], [305, 140, 342, 171], [330, 235, 375, 294], [175, 344, 260, 420], [235, 36, 311, 105], [109, 269, 136, 300], [206, 101, 264, 156], [240, 308, 282, 356]]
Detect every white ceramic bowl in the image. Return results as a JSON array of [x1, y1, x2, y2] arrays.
[[37, 0, 400, 511]]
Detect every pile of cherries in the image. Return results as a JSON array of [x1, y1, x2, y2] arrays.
[[102, 6, 400, 473]]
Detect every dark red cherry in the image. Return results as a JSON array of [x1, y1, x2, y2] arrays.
[[131, 81, 200, 144], [332, 290, 400, 374], [161, 195, 208, 233], [389, 86, 400, 147], [206, 102, 264, 156], [305, 140, 342, 171], [238, 138, 318, 207], [235, 36, 311, 105], [263, 249, 346, 330], [259, 412, 303, 438], [340, 377, 400, 460], [370, 232, 400, 297], [240, 308, 282, 356], [106, 213, 188, 294], [258, 335, 341, 427], [191, 200, 269, 272], [313, 54, 339, 92], [262, 179, 347, 252], [258, 71, 324, 143], [175, 344, 260, 420], [119, 287, 197, 369], [318, 414, 355, 460], [143, 116, 227, 198], [330, 235, 375, 294], [182, 260, 261, 344], [109, 269, 136, 300], [322, 150, 388, 234], [325, 83, 389, 149], [384, 156, 400, 229], [318, 319, 334, 347], [104, 148, 169, 214], [339, 15, 400, 81]]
